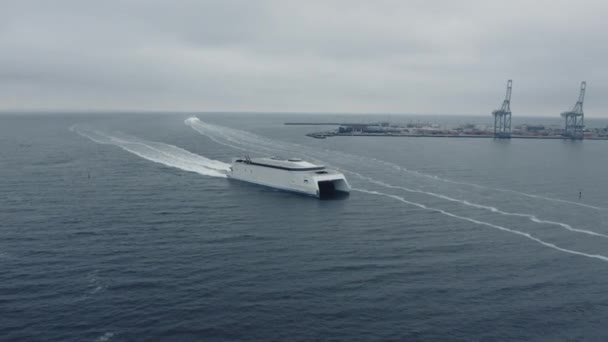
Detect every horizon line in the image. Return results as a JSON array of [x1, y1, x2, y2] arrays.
[[1, 109, 607, 119]]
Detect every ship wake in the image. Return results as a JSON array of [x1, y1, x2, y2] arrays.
[[185, 117, 605, 211], [354, 188, 608, 263], [71, 125, 230, 178], [184, 117, 608, 263]]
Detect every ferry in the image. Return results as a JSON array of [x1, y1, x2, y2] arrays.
[[228, 156, 350, 198]]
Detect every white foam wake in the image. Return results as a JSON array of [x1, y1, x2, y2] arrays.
[[354, 188, 608, 263], [367, 157, 606, 211], [318, 146, 605, 211], [346, 171, 608, 239], [185, 117, 275, 157], [71, 125, 230, 178]]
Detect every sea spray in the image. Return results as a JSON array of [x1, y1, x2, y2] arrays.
[[72, 125, 230, 178]]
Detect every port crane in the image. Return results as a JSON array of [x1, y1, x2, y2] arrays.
[[561, 81, 586, 139], [492, 80, 512, 138]]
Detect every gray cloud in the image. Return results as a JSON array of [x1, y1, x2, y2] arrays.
[[1, 0, 607, 116]]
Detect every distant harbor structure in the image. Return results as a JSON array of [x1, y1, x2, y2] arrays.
[[561, 81, 586, 140], [492, 80, 513, 139], [287, 80, 608, 141], [289, 119, 608, 140]]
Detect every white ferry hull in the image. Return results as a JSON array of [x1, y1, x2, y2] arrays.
[[228, 158, 350, 198]]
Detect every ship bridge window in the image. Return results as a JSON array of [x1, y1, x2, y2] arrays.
[[315, 171, 328, 174]]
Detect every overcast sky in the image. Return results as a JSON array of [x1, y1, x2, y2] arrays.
[[1, 0, 607, 116]]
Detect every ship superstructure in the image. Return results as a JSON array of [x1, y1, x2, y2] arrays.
[[228, 156, 350, 198]]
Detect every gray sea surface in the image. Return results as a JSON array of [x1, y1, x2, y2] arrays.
[[2, 112, 608, 341]]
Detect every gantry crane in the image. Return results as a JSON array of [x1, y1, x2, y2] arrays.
[[492, 80, 512, 138], [561, 81, 586, 139]]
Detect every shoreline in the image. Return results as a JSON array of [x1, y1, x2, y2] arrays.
[[306, 133, 608, 140]]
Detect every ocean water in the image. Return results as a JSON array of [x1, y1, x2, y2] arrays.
[[2, 112, 608, 341]]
